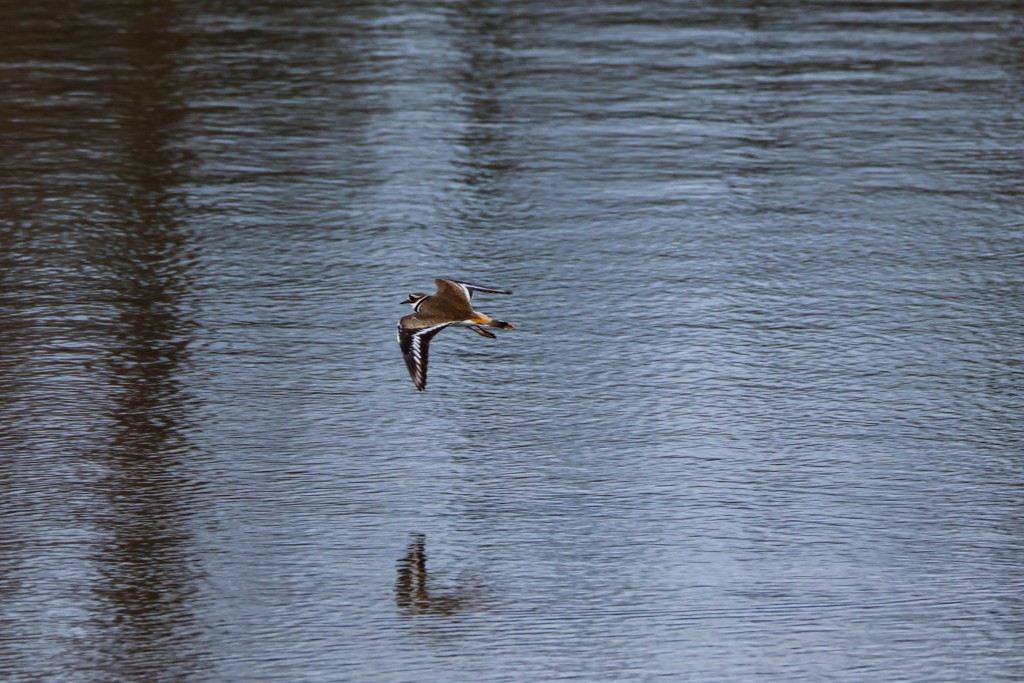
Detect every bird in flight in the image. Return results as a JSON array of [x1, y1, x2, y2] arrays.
[[397, 278, 515, 391]]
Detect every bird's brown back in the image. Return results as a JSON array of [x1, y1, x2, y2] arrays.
[[420, 279, 474, 319]]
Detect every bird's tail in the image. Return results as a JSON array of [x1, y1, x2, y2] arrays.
[[471, 314, 515, 330]]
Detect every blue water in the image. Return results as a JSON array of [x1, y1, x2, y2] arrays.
[[1, 1, 1022, 681]]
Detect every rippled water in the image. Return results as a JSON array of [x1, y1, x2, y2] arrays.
[[2, 1, 1022, 681]]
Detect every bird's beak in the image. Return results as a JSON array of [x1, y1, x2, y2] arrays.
[[400, 296, 414, 305]]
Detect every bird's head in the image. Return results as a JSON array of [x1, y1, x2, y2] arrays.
[[401, 292, 429, 306]]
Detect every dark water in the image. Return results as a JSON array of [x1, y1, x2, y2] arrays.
[[2, 1, 1023, 681]]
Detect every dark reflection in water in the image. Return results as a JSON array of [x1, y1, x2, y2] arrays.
[[0, 1, 203, 680], [396, 534, 483, 617], [88, 4, 203, 679], [448, 2, 519, 209]]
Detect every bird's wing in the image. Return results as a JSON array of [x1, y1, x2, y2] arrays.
[[436, 278, 512, 301], [397, 322, 451, 391]]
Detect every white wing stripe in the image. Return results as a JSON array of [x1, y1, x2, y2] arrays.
[[398, 323, 451, 390], [453, 281, 511, 296]]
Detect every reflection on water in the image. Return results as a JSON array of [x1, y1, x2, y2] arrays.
[[0, 1, 203, 680], [396, 534, 483, 617], [88, 14, 201, 678], [1, 0, 1023, 681]]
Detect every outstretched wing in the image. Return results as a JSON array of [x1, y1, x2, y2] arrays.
[[397, 322, 451, 391], [436, 278, 512, 302]]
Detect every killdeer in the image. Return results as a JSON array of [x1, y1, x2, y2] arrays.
[[398, 278, 515, 391]]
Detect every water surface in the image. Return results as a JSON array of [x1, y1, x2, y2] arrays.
[[1, 1, 1022, 681]]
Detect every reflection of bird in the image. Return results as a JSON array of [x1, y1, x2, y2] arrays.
[[395, 534, 483, 617], [395, 534, 430, 612], [397, 279, 515, 391]]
